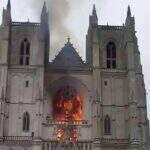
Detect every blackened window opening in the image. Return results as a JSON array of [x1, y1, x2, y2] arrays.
[[25, 81, 29, 87], [20, 38, 30, 66], [23, 112, 30, 132], [104, 115, 111, 134], [106, 42, 116, 69]]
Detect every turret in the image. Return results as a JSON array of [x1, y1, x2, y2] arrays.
[[89, 5, 98, 26]]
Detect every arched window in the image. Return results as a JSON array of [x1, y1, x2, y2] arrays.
[[106, 42, 116, 69], [23, 112, 30, 132], [104, 115, 111, 134], [20, 38, 30, 65]]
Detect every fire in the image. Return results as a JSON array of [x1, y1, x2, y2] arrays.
[[53, 85, 83, 122], [56, 129, 64, 141], [70, 129, 78, 142]]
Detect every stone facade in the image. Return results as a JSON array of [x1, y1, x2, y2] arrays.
[[0, 1, 149, 150]]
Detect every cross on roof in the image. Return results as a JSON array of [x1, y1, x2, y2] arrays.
[[67, 36, 71, 43]]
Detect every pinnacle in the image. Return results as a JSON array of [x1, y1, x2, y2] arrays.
[[42, 1, 47, 13], [92, 4, 97, 17], [127, 5, 131, 17], [7, 0, 11, 9]]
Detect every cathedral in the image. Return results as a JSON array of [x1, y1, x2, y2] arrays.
[[0, 0, 149, 150]]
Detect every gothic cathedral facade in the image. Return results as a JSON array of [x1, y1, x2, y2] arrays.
[[0, 1, 149, 150]]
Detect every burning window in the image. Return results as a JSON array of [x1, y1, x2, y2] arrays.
[[53, 85, 83, 122]]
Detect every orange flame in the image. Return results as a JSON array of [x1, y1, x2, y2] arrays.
[[56, 129, 64, 141], [70, 129, 78, 142], [53, 86, 83, 123]]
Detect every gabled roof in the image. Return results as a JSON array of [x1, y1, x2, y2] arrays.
[[50, 40, 85, 68]]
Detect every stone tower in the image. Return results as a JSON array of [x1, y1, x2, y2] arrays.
[[0, 1, 149, 150]]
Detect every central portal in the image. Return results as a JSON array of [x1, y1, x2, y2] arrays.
[[53, 85, 83, 122]]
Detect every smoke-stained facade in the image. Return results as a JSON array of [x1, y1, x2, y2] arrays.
[[0, 1, 149, 150]]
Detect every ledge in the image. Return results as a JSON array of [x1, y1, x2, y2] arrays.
[[2, 136, 33, 141], [11, 22, 40, 27], [99, 25, 124, 31]]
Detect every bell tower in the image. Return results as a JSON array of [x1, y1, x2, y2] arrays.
[[86, 4, 150, 150]]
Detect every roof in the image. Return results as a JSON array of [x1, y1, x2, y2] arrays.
[[50, 39, 86, 69]]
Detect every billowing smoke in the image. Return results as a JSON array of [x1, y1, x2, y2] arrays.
[[47, 0, 76, 60], [30, 0, 78, 60]]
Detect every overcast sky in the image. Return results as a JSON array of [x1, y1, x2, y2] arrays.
[[0, 0, 150, 118]]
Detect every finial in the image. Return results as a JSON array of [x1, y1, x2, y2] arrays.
[[127, 5, 131, 17], [67, 36, 70, 43], [65, 36, 73, 47]]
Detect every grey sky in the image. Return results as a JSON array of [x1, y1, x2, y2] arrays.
[[0, 0, 150, 118]]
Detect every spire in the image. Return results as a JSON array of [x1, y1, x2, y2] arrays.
[[92, 4, 97, 18], [7, 0, 11, 10], [125, 5, 135, 28], [41, 1, 48, 23], [127, 5, 131, 17], [89, 4, 98, 26], [42, 1, 47, 14]]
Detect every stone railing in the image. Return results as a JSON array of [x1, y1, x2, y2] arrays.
[[44, 118, 90, 127], [99, 25, 124, 30], [2, 136, 33, 141], [100, 138, 129, 144], [92, 138, 129, 147], [12, 22, 40, 26]]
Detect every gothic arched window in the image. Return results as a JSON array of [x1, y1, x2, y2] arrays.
[[104, 115, 111, 134], [23, 112, 30, 132], [106, 42, 116, 69], [20, 38, 30, 65]]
